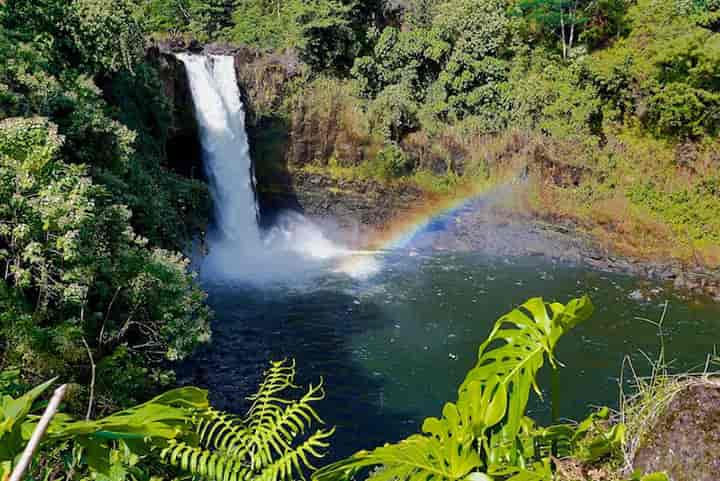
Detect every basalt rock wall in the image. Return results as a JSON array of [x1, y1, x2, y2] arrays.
[[150, 41, 419, 231]]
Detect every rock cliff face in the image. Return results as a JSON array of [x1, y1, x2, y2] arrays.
[[149, 49, 203, 180], [152, 41, 422, 232]]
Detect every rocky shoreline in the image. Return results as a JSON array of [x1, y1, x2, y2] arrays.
[[269, 170, 720, 300]]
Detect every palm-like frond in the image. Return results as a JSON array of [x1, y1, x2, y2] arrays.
[[161, 439, 252, 481], [196, 408, 249, 455], [461, 296, 593, 465], [314, 296, 593, 481], [162, 359, 332, 481], [244, 377, 325, 470], [255, 428, 335, 481]]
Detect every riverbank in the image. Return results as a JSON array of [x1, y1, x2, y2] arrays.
[[278, 166, 720, 300]]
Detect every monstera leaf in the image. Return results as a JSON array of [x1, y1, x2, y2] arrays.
[[314, 296, 593, 481], [316, 399, 482, 481], [461, 296, 593, 466]]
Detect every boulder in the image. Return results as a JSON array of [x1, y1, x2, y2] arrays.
[[633, 381, 720, 481]]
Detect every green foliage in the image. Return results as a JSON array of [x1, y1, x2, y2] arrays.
[[645, 29, 720, 137], [314, 296, 595, 481], [0, 378, 208, 480], [580, 0, 629, 49], [367, 83, 419, 141], [229, 0, 362, 71], [509, 50, 602, 143], [69, 0, 145, 73], [161, 360, 334, 481], [628, 179, 720, 243], [1, 0, 144, 75], [0, 377, 56, 469], [515, 0, 592, 57], [0, 3, 211, 410], [140, 0, 192, 36], [1, 360, 330, 481], [350, 0, 514, 131], [374, 143, 411, 178], [0, 117, 210, 406], [187, 0, 237, 40]]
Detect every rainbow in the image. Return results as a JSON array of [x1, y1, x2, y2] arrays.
[[364, 181, 492, 251], [335, 180, 493, 277]]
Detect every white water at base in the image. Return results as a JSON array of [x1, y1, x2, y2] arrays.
[[178, 54, 379, 282]]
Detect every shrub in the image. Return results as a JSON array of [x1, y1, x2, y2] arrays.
[[0, 117, 210, 409], [376, 142, 411, 178]]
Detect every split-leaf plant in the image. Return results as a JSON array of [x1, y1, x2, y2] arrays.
[[314, 296, 597, 481]]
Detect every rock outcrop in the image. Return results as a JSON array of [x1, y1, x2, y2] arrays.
[[148, 48, 203, 179], [633, 380, 720, 481]]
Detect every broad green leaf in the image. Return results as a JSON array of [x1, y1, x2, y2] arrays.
[[314, 297, 593, 481]]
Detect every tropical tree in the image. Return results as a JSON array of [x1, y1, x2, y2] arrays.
[[0, 117, 210, 409], [517, 0, 593, 58]]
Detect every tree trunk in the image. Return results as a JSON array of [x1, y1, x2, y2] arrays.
[[560, 10, 567, 59]]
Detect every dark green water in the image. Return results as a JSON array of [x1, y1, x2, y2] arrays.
[[180, 252, 720, 460]]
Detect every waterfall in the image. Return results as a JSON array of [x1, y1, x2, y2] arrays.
[[178, 53, 379, 282], [178, 54, 261, 249]]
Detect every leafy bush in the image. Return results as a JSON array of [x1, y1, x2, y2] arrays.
[[375, 142, 411, 178], [367, 83, 419, 141], [69, 0, 145, 73], [509, 51, 602, 144], [0, 117, 209, 408], [1, 360, 331, 481], [628, 179, 720, 243], [644, 29, 720, 137]]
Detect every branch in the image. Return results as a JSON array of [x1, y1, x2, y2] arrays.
[[9, 384, 68, 481], [81, 337, 96, 421], [99, 286, 122, 347]]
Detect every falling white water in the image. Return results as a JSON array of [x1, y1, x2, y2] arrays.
[[178, 54, 379, 282], [179, 54, 261, 247]]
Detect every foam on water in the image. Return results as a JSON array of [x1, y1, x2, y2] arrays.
[[178, 54, 377, 283]]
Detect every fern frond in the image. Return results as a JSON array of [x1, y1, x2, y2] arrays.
[[161, 439, 251, 481], [255, 427, 335, 481], [169, 360, 332, 481], [242, 361, 327, 471], [247, 360, 298, 412], [196, 408, 251, 459], [244, 378, 326, 465], [245, 360, 297, 449]]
